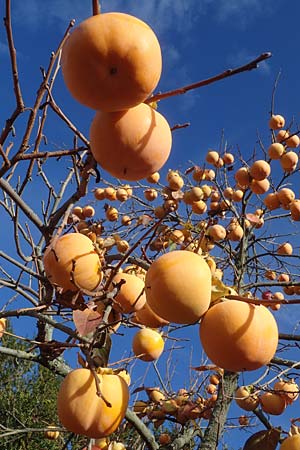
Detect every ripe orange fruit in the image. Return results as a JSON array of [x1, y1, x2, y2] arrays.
[[269, 114, 285, 130], [43, 233, 102, 292], [90, 103, 172, 181], [167, 170, 184, 190], [273, 379, 299, 404], [206, 150, 220, 165], [276, 129, 290, 142], [264, 192, 280, 210], [146, 172, 160, 183], [268, 142, 285, 159], [207, 224, 226, 241], [82, 205, 95, 218], [250, 178, 270, 195], [259, 392, 286, 415], [277, 188, 295, 206], [200, 301, 278, 372], [132, 328, 164, 361], [235, 386, 259, 411], [61, 13, 162, 111], [290, 199, 300, 221], [57, 368, 129, 438], [145, 250, 211, 324], [280, 434, 300, 449], [0, 318, 7, 338], [286, 134, 300, 148], [223, 152, 235, 164], [249, 160, 271, 181], [110, 272, 146, 313], [280, 151, 298, 172], [234, 167, 251, 188], [133, 302, 169, 328], [277, 242, 293, 255]]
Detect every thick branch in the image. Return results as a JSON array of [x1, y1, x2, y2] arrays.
[[199, 371, 239, 449]]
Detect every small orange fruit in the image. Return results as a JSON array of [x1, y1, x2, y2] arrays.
[[132, 328, 164, 362], [269, 114, 285, 130]]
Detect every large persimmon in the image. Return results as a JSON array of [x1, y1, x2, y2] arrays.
[[280, 435, 300, 449], [132, 328, 164, 362], [145, 250, 211, 324], [43, 233, 102, 292], [199, 300, 278, 372], [90, 103, 172, 181], [61, 13, 162, 111], [57, 368, 129, 438]]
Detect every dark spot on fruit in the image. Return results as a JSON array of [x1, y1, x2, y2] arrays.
[[110, 67, 117, 75], [123, 167, 127, 174]]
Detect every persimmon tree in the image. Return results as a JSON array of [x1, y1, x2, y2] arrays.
[[1, 1, 300, 450]]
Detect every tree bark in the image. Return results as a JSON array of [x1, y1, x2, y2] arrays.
[[199, 371, 239, 449]]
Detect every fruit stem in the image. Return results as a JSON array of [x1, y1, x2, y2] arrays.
[[92, 0, 101, 15]]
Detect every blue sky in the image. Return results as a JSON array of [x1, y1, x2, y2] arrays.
[[1, 1, 300, 448]]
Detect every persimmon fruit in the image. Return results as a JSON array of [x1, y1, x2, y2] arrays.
[[110, 272, 146, 313], [57, 368, 129, 438], [132, 328, 164, 361], [90, 103, 172, 181], [62, 13, 162, 111], [43, 233, 102, 292], [145, 250, 211, 324], [200, 300, 278, 372]]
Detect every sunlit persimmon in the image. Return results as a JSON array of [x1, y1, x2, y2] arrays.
[[191, 200, 207, 215], [146, 172, 160, 183], [144, 188, 158, 201], [280, 151, 298, 172], [62, 13, 162, 111], [90, 103, 172, 181], [276, 129, 290, 142], [290, 199, 300, 221], [94, 188, 106, 201], [235, 386, 259, 411], [264, 192, 280, 210], [234, 167, 251, 188], [0, 318, 7, 338], [223, 152, 235, 165], [82, 205, 95, 218], [207, 224, 226, 242], [259, 392, 286, 415], [274, 379, 299, 404], [116, 188, 128, 202], [57, 368, 129, 438], [132, 328, 164, 361], [145, 250, 211, 324], [206, 150, 220, 166], [286, 133, 300, 148], [232, 189, 244, 202], [167, 170, 184, 190], [277, 242, 293, 255], [223, 187, 234, 199], [104, 187, 117, 201], [183, 187, 203, 204], [268, 142, 285, 160], [43, 233, 102, 292], [269, 114, 285, 130], [106, 206, 119, 221], [280, 435, 300, 450], [249, 160, 271, 181], [277, 188, 295, 206], [200, 300, 278, 372], [250, 178, 270, 195], [133, 302, 169, 328], [110, 272, 146, 313]]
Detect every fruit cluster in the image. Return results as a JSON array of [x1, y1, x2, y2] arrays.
[[61, 12, 172, 181]]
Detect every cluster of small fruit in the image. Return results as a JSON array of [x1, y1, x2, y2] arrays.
[[61, 12, 172, 181], [133, 371, 224, 429], [235, 379, 299, 417]]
